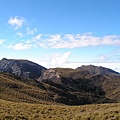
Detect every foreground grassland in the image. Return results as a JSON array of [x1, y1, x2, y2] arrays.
[[0, 99, 120, 120]]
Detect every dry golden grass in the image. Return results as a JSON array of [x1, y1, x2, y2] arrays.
[[0, 99, 120, 120], [0, 72, 59, 105]]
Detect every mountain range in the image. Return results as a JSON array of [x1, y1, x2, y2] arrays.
[[0, 58, 120, 105]]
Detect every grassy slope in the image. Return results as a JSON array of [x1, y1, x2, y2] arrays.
[[0, 99, 120, 120], [0, 72, 57, 104]]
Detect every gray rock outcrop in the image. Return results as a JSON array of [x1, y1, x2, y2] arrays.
[[37, 69, 61, 83]]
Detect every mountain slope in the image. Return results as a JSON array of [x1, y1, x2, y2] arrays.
[[76, 65, 120, 77], [0, 72, 53, 104], [0, 69, 113, 105], [38, 67, 120, 103], [0, 58, 47, 79]]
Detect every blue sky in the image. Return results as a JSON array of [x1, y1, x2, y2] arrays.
[[0, 0, 120, 71]]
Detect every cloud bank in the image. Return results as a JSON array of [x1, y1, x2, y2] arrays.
[[37, 34, 120, 48], [8, 33, 120, 50]]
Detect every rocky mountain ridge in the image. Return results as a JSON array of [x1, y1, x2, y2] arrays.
[[76, 65, 120, 77], [0, 58, 47, 79]]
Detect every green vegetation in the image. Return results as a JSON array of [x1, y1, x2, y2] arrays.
[[0, 99, 120, 120]]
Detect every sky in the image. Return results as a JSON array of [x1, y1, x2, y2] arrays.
[[0, 0, 120, 72]]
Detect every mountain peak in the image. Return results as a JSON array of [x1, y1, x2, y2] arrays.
[[76, 65, 120, 77], [1, 58, 8, 61], [0, 58, 47, 79]]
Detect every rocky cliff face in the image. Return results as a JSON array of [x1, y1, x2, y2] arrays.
[[0, 58, 47, 79], [37, 69, 61, 83], [0, 58, 21, 76]]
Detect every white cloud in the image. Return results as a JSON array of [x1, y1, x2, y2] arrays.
[[64, 34, 75, 41], [102, 35, 120, 45], [31, 52, 71, 68], [0, 39, 5, 45], [8, 43, 32, 50], [8, 16, 25, 30], [16, 32, 23, 37], [35, 34, 120, 48], [48, 52, 71, 67], [33, 34, 42, 40], [26, 27, 37, 35], [49, 34, 61, 42]]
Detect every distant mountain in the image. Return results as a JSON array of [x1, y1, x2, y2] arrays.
[[0, 58, 47, 79], [76, 65, 120, 77]]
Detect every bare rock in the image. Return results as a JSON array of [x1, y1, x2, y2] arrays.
[[37, 69, 61, 84]]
